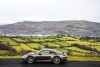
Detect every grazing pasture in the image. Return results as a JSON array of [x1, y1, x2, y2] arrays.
[[0, 35, 100, 60]]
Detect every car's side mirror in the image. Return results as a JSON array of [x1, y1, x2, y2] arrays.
[[39, 53, 42, 55]]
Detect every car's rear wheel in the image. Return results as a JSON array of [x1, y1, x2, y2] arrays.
[[27, 56, 35, 63], [52, 57, 61, 64]]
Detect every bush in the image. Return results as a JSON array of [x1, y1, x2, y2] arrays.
[[71, 43, 97, 52], [0, 42, 17, 52]]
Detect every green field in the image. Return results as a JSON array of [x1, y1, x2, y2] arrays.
[[0, 35, 100, 61]]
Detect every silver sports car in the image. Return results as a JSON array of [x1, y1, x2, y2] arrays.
[[22, 49, 67, 64]]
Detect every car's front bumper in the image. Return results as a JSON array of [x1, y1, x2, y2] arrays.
[[22, 58, 26, 61], [21, 58, 27, 62], [61, 57, 67, 61]]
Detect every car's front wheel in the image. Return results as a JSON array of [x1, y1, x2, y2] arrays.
[[52, 56, 61, 64], [27, 56, 35, 64]]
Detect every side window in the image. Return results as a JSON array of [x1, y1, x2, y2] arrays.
[[40, 50, 50, 55], [50, 51, 56, 55]]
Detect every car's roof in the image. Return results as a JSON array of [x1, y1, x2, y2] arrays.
[[41, 48, 56, 51], [41, 48, 60, 52]]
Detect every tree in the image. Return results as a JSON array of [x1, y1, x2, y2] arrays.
[[38, 46, 41, 50], [45, 43, 49, 48], [59, 45, 64, 49], [67, 49, 73, 55], [6, 42, 10, 46]]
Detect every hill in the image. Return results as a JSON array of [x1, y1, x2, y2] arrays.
[[0, 20, 100, 36]]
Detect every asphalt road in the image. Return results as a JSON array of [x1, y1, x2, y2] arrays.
[[0, 59, 100, 67]]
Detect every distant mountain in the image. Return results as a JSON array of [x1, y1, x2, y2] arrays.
[[0, 20, 100, 36]]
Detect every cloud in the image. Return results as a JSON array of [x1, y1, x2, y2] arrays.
[[0, 0, 100, 24]]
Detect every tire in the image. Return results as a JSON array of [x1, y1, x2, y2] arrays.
[[52, 56, 61, 64], [27, 56, 35, 64]]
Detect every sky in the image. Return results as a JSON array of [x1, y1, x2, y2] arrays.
[[0, 0, 100, 25]]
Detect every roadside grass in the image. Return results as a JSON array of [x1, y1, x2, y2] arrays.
[[0, 56, 21, 59], [72, 52, 85, 55], [68, 56, 100, 61]]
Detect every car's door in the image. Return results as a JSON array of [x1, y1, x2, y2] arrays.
[[36, 50, 51, 61]]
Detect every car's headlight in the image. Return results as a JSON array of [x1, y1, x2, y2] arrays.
[[63, 53, 67, 56], [22, 54, 28, 58]]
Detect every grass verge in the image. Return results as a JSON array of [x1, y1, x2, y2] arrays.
[[0, 56, 21, 59], [68, 56, 100, 61]]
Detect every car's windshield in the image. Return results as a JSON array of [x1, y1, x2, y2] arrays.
[[36, 50, 42, 54]]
